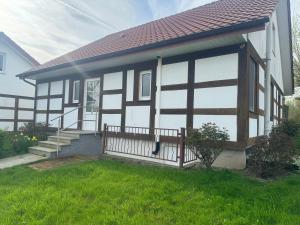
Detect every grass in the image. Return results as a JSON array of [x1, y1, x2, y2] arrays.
[[0, 160, 300, 225]]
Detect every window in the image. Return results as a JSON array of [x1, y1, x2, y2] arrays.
[[73, 80, 80, 103], [139, 70, 151, 100], [0, 53, 5, 73], [248, 58, 257, 112]]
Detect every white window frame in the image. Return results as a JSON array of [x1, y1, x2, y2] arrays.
[[0, 53, 6, 74], [139, 70, 152, 101], [72, 80, 80, 103]]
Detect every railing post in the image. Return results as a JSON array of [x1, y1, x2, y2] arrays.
[[101, 123, 107, 154], [179, 127, 186, 168]]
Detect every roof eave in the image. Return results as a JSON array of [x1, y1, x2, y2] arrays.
[[18, 17, 269, 79]]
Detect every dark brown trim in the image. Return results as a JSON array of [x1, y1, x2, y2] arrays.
[[237, 43, 249, 144], [149, 62, 157, 130], [259, 84, 265, 92], [61, 80, 66, 128], [194, 108, 237, 115], [36, 110, 63, 114], [46, 82, 51, 127], [13, 97, 19, 131], [121, 70, 127, 132], [36, 94, 63, 99], [77, 78, 84, 130], [186, 59, 195, 129], [126, 101, 151, 106], [161, 83, 188, 91], [160, 109, 187, 115], [102, 89, 123, 95], [193, 79, 238, 89], [101, 109, 122, 114], [0, 93, 35, 100], [258, 109, 265, 117], [0, 106, 34, 111], [249, 112, 258, 119], [98, 75, 104, 131], [248, 41, 266, 69]]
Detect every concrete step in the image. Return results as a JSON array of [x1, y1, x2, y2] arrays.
[[29, 146, 59, 158], [48, 136, 77, 144], [58, 131, 80, 139], [38, 141, 70, 150]]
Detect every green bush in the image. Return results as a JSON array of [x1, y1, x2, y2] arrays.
[[248, 126, 296, 178], [272, 120, 299, 137], [0, 131, 38, 159], [19, 122, 48, 141], [186, 123, 229, 169]]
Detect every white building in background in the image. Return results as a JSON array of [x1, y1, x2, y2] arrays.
[[0, 32, 39, 131]]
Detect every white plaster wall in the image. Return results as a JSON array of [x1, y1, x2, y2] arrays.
[[161, 61, 188, 85], [248, 30, 267, 59], [193, 115, 237, 141], [249, 118, 258, 138], [35, 113, 47, 124], [48, 114, 61, 128], [103, 72, 123, 90], [160, 90, 187, 109], [0, 122, 14, 131], [37, 83, 49, 96], [259, 91, 264, 110], [126, 70, 134, 101], [102, 94, 122, 109], [102, 114, 121, 129], [0, 39, 35, 97], [0, 96, 14, 107], [63, 107, 78, 129], [50, 81, 63, 95], [0, 109, 14, 119], [126, 106, 150, 128], [259, 66, 265, 87], [64, 80, 69, 104], [49, 98, 62, 110], [160, 115, 186, 130], [18, 111, 34, 120], [195, 53, 238, 83], [36, 99, 47, 111], [259, 116, 265, 136], [194, 86, 237, 108], [19, 99, 34, 109]]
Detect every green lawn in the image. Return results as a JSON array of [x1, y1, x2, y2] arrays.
[[0, 160, 300, 225]]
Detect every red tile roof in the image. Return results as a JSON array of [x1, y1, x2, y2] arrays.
[[24, 0, 278, 75]]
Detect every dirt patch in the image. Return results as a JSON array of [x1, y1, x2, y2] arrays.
[[29, 155, 98, 170]]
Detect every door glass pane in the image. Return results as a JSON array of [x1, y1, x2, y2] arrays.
[[86, 80, 100, 113]]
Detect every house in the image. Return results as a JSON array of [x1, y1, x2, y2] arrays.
[[17, 0, 293, 169], [0, 32, 39, 131]]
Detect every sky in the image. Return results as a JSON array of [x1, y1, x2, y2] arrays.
[[0, 0, 299, 64]]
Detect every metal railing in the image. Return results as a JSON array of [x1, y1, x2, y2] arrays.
[[50, 104, 98, 157]]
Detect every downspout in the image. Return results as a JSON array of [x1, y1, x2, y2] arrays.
[[22, 78, 36, 87], [264, 21, 272, 134], [153, 57, 162, 155]]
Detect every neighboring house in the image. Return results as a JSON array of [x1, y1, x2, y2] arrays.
[[18, 0, 293, 169], [0, 32, 39, 131]]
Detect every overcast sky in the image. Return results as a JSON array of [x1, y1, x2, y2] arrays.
[[0, 0, 299, 64]]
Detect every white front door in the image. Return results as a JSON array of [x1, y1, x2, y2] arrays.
[[83, 78, 101, 131]]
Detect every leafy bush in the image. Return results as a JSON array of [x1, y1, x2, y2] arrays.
[[0, 131, 38, 159], [19, 122, 48, 141], [186, 123, 229, 168], [248, 127, 296, 178], [272, 120, 299, 137]]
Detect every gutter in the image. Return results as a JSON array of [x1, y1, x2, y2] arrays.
[[18, 17, 270, 79], [265, 21, 272, 134]]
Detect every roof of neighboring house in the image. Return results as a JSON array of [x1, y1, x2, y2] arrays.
[[0, 32, 40, 66], [21, 0, 279, 76]]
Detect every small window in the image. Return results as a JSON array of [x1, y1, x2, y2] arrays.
[[248, 58, 257, 112], [73, 80, 80, 103], [139, 71, 151, 100], [0, 53, 5, 73]]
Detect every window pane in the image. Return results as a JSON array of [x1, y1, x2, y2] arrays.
[[141, 73, 151, 97], [248, 59, 257, 112], [74, 82, 80, 101], [0, 55, 3, 71]]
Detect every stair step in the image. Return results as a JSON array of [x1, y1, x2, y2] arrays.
[[58, 131, 80, 139], [38, 141, 70, 149], [48, 136, 77, 144], [29, 146, 59, 157]]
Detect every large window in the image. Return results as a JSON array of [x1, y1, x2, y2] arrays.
[[139, 70, 151, 100], [0, 53, 5, 73], [248, 58, 257, 112], [73, 80, 80, 103]]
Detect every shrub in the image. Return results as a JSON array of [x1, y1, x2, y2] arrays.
[[272, 120, 299, 137], [248, 127, 296, 178], [19, 122, 48, 141], [186, 123, 229, 169]]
